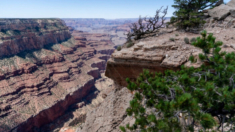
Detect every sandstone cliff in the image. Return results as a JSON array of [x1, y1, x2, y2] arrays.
[[0, 19, 71, 57], [0, 19, 115, 132], [105, 2, 235, 85]]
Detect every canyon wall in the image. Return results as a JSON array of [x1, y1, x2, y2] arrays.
[[62, 18, 139, 46], [0, 19, 115, 132], [0, 19, 71, 57]]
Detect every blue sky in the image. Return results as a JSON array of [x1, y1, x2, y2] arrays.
[[0, 0, 231, 19]]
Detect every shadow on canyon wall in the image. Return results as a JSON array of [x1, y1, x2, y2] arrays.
[[36, 84, 100, 132]]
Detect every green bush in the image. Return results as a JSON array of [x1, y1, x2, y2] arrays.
[[191, 37, 196, 43], [169, 38, 175, 42], [184, 37, 189, 44], [121, 30, 235, 132], [126, 42, 134, 48], [117, 46, 122, 51], [175, 34, 179, 36]]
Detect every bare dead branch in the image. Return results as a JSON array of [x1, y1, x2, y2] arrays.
[[126, 6, 168, 41]]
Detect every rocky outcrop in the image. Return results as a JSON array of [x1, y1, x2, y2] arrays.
[[208, 4, 234, 20], [0, 19, 71, 57], [205, 0, 235, 22], [227, 0, 235, 7], [0, 19, 115, 132], [105, 30, 203, 85]]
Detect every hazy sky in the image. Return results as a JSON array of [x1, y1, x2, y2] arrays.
[[0, 0, 232, 19]]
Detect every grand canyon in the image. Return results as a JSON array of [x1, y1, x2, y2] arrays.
[[0, 17, 142, 131], [0, 0, 235, 132], [0, 18, 115, 131]]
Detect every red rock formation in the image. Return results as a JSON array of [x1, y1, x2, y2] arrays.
[[0, 19, 71, 57], [0, 19, 115, 132]]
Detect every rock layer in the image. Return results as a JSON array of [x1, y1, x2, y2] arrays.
[[0, 19, 115, 132], [0, 19, 71, 57], [208, 4, 234, 20]]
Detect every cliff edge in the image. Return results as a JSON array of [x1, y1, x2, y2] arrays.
[[75, 2, 235, 132]]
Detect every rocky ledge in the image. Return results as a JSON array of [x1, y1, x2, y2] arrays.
[[105, 29, 202, 86], [0, 19, 115, 132], [105, 0, 235, 85]]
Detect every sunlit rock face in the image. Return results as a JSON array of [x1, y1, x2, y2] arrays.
[[0, 19, 71, 57], [0, 19, 115, 132]]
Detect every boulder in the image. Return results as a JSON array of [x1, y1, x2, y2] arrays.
[[227, 0, 235, 7], [208, 4, 234, 20]]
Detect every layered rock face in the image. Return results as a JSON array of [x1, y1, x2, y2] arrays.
[[0, 19, 71, 57], [207, 0, 235, 20], [0, 19, 115, 132]]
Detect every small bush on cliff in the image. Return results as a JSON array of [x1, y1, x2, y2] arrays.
[[126, 7, 168, 40], [169, 37, 175, 42], [126, 40, 135, 48], [117, 46, 122, 51], [184, 37, 190, 44], [121, 30, 235, 132], [191, 37, 197, 43], [169, 0, 221, 30]]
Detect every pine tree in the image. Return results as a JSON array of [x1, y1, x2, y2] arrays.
[[120, 30, 235, 132], [170, 0, 221, 30]]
